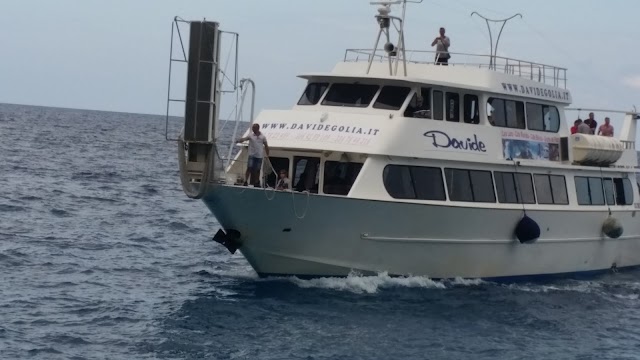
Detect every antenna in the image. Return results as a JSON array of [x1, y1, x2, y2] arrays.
[[366, 0, 423, 76], [470, 12, 522, 70]]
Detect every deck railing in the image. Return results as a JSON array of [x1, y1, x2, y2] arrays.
[[621, 140, 635, 150], [344, 49, 568, 89]]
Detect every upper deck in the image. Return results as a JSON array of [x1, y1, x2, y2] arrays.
[[344, 49, 568, 89]]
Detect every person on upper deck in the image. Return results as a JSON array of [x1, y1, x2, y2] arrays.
[[577, 119, 592, 134], [583, 112, 598, 134], [598, 117, 614, 137], [431, 27, 450, 65], [570, 119, 582, 134], [236, 123, 269, 186]]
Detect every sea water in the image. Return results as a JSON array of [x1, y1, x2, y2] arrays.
[[2, 103, 640, 359]]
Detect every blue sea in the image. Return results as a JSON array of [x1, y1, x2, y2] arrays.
[[2, 103, 640, 359]]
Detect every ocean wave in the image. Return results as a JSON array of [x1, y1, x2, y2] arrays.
[[27, 347, 63, 355], [18, 195, 43, 201], [71, 171, 123, 182], [50, 208, 71, 217], [504, 281, 602, 294], [0, 204, 26, 212], [43, 334, 92, 345], [168, 221, 190, 230], [285, 271, 450, 294]]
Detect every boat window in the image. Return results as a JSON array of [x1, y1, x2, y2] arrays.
[[588, 178, 605, 205], [383, 165, 446, 201], [543, 106, 560, 133], [526, 103, 543, 131], [265, 157, 290, 188], [575, 177, 591, 205], [433, 90, 444, 120], [297, 82, 329, 105], [574, 176, 604, 205], [487, 98, 525, 129], [614, 178, 634, 205], [603, 178, 615, 205], [534, 175, 553, 204], [487, 98, 504, 126], [534, 174, 568, 205], [410, 167, 446, 200], [292, 156, 320, 193], [373, 86, 411, 110], [526, 103, 560, 132], [445, 168, 495, 203], [446, 92, 460, 122], [464, 94, 480, 124], [494, 172, 536, 204], [446, 169, 473, 202], [506, 100, 525, 128], [321, 83, 379, 108], [383, 165, 415, 199], [404, 88, 431, 118], [470, 170, 496, 202], [550, 175, 569, 204], [323, 161, 363, 195]]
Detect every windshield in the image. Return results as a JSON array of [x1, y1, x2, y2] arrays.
[[321, 83, 379, 108]]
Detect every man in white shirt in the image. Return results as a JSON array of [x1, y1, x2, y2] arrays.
[[431, 27, 451, 65], [236, 123, 269, 186]]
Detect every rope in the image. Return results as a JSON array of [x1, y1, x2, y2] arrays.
[[291, 190, 310, 219], [511, 160, 527, 215], [227, 155, 311, 219], [217, 103, 239, 135], [262, 157, 278, 200], [599, 166, 612, 216], [263, 156, 310, 218]]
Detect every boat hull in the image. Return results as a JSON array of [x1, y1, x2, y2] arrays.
[[203, 185, 640, 279]]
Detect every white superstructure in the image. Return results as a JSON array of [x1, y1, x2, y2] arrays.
[[170, 3, 640, 280]]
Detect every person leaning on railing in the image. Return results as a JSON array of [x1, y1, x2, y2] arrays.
[[598, 117, 614, 137], [431, 27, 450, 66], [583, 112, 598, 134]]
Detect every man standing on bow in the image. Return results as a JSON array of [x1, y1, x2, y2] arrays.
[[431, 27, 451, 65], [236, 123, 269, 186]]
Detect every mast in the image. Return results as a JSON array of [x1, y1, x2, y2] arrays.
[[366, 0, 422, 77]]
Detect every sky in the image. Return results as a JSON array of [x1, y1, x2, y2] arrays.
[[2, 0, 640, 133]]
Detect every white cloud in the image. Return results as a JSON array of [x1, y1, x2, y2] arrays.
[[622, 75, 640, 89]]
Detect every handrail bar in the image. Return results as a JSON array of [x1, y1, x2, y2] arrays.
[[344, 49, 568, 71], [565, 107, 639, 115], [343, 48, 567, 88]]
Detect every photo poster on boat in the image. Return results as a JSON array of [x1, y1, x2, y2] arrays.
[[501, 130, 560, 161]]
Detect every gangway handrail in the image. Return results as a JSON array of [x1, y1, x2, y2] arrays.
[[226, 78, 256, 169]]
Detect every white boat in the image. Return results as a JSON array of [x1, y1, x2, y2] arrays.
[[166, 3, 640, 280]]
